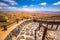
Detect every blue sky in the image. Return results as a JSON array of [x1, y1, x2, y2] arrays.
[[0, 0, 60, 12]]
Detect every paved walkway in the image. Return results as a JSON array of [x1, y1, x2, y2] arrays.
[[0, 20, 26, 40]]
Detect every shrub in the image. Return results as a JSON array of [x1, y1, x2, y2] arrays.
[[0, 15, 9, 22]]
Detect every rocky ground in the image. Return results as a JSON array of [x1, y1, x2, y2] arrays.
[[17, 22, 39, 40], [17, 22, 60, 40]]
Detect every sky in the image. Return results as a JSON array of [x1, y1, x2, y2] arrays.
[[0, 0, 60, 12]]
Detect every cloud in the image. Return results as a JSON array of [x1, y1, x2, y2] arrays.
[[0, 5, 60, 12], [0, 6, 40, 12], [22, 4, 35, 8], [0, 2, 9, 6], [21, 7, 40, 12], [53, 1, 60, 5], [3, 0, 18, 5], [39, 2, 47, 6], [41, 7, 44, 9], [22, 5, 28, 8], [30, 4, 35, 7], [0, 7, 2, 10], [0, 7, 20, 11]]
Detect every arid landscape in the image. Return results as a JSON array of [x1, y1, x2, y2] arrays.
[[0, 12, 60, 40], [0, 12, 60, 19], [0, 11, 60, 26], [0, 12, 60, 29]]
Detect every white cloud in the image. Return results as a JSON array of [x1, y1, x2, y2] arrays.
[[22, 5, 28, 8], [0, 6, 60, 12], [30, 4, 35, 7], [21, 7, 40, 12], [0, 7, 2, 10], [53, 1, 60, 5], [3, 0, 18, 5], [0, 2, 9, 6], [41, 7, 44, 9], [0, 6, 40, 12], [0, 7, 20, 11], [22, 4, 35, 8], [39, 2, 47, 6]]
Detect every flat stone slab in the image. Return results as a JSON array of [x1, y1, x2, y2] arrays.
[[18, 22, 39, 40], [26, 37, 33, 40], [18, 22, 60, 40]]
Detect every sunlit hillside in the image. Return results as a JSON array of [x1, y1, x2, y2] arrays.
[[0, 12, 60, 20]]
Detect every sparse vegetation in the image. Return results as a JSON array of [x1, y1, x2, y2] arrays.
[[0, 12, 60, 28], [0, 15, 9, 22]]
